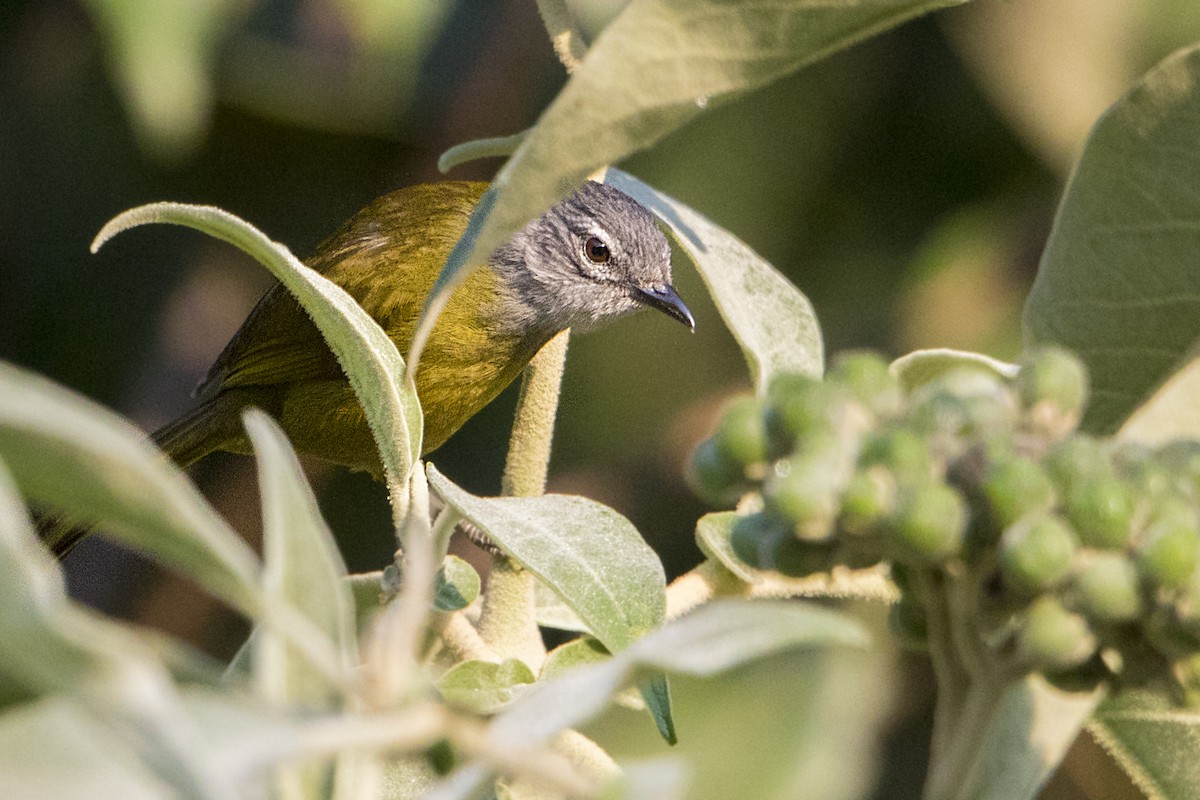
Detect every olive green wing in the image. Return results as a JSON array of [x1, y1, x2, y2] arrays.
[[197, 181, 488, 395]]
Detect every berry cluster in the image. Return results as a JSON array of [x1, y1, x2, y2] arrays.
[[689, 348, 1200, 691]]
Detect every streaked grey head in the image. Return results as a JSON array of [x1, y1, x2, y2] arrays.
[[489, 181, 694, 334]]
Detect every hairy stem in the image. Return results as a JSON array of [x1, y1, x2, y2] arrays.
[[535, 0, 588, 73], [478, 331, 571, 668]]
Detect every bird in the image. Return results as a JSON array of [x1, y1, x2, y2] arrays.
[[43, 180, 693, 556]]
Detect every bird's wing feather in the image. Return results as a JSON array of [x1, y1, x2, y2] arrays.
[[198, 182, 488, 394]]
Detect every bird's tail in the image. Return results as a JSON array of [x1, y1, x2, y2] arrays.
[[38, 394, 247, 559]]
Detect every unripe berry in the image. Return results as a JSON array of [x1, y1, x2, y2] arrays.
[[1044, 435, 1110, 494], [983, 456, 1056, 529], [688, 438, 747, 506], [839, 467, 896, 536], [763, 373, 838, 455], [1065, 473, 1135, 550], [763, 457, 840, 541], [714, 396, 769, 469], [1017, 347, 1088, 435], [1018, 596, 1097, 673], [770, 538, 838, 578], [1137, 500, 1200, 591], [859, 429, 934, 482], [729, 511, 791, 571], [888, 482, 968, 565], [1072, 553, 1143, 623], [829, 351, 902, 417], [998, 514, 1078, 595]]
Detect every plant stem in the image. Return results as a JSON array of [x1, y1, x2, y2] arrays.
[[924, 670, 1020, 800], [535, 0, 588, 73], [478, 330, 571, 668], [502, 330, 570, 498]]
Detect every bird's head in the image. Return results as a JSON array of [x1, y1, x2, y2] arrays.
[[491, 181, 694, 334]]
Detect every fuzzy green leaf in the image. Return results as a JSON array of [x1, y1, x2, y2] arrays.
[[91, 202, 422, 523], [436, 659, 537, 714], [491, 600, 866, 748], [414, 0, 969, 371], [1090, 690, 1200, 800], [541, 637, 610, 681], [247, 410, 356, 704], [605, 168, 823, 389], [951, 677, 1102, 800], [0, 361, 261, 614], [1025, 44, 1200, 434], [427, 465, 665, 652]]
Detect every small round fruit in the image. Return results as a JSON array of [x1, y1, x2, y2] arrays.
[[984, 456, 1056, 528], [829, 351, 902, 417], [714, 396, 769, 469], [1156, 440, 1200, 500], [688, 439, 747, 506], [764, 457, 840, 540], [839, 467, 896, 536], [1018, 596, 1097, 673], [998, 514, 1078, 596], [730, 512, 790, 571], [1065, 473, 1135, 550], [859, 429, 934, 481], [1017, 347, 1088, 417], [770, 537, 838, 578], [1072, 553, 1143, 623], [887, 482, 968, 565], [763, 373, 837, 453], [1137, 501, 1200, 591], [1044, 435, 1110, 493]]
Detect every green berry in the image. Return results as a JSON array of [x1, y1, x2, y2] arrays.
[[1064, 473, 1135, 550], [1043, 435, 1110, 494], [839, 467, 896, 536], [763, 457, 840, 541], [714, 396, 769, 469], [859, 429, 934, 482], [1115, 443, 1174, 499], [906, 389, 972, 439], [1018, 596, 1097, 673], [1072, 553, 1144, 623], [829, 351, 902, 417], [426, 739, 455, 775], [763, 373, 838, 454], [1017, 347, 1088, 417], [888, 482, 968, 565], [998, 514, 1077, 595], [729, 512, 791, 571], [889, 593, 929, 651], [688, 439, 747, 506], [983, 456, 1056, 528], [1137, 501, 1200, 591], [770, 538, 838, 578]]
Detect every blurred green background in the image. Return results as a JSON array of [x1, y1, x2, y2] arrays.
[[4, 0, 1200, 797]]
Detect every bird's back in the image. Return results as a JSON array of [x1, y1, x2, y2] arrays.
[[182, 181, 550, 471]]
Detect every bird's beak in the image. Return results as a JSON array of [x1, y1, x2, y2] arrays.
[[633, 284, 695, 331]]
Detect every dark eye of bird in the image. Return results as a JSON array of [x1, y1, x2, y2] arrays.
[[584, 236, 610, 264]]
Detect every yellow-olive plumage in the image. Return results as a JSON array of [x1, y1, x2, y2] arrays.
[[45, 180, 692, 556]]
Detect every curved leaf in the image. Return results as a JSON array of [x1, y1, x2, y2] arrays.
[[427, 465, 665, 652], [413, 0, 970, 370], [1024, 44, 1200, 434], [436, 659, 536, 714], [0, 361, 261, 613], [245, 409, 355, 714], [1090, 690, 1200, 800], [491, 599, 867, 748], [434, 555, 482, 612], [890, 349, 1018, 394], [92, 203, 422, 522], [605, 168, 823, 388]]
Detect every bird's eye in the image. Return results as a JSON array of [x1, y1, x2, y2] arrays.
[[583, 236, 610, 265]]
